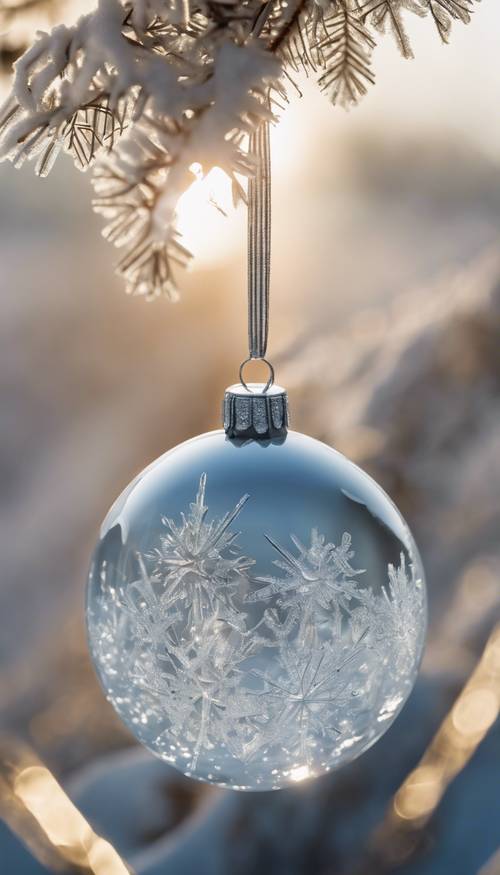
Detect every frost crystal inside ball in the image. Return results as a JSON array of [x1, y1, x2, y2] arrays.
[[87, 430, 426, 790]]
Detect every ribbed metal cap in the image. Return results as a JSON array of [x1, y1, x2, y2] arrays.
[[223, 383, 289, 440]]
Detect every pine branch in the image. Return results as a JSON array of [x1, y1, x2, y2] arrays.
[[92, 37, 280, 299], [359, 0, 478, 55], [93, 157, 191, 301], [0, 0, 482, 300], [0, 94, 129, 173], [359, 0, 424, 58], [276, 7, 318, 79], [316, 2, 376, 107], [421, 0, 475, 41]]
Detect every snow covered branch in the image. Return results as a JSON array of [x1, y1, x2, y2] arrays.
[[0, 0, 480, 299]]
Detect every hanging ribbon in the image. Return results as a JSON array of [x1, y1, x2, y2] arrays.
[[247, 119, 271, 360], [239, 118, 274, 392]]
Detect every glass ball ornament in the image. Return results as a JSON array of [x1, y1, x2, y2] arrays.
[[87, 382, 426, 791]]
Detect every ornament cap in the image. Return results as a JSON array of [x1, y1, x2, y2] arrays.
[[223, 382, 289, 440]]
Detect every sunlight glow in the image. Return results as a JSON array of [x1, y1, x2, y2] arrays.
[[0, 738, 131, 874], [175, 101, 307, 267], [12, 763, 130, 873], [176, 165, 244, 266], [359, 623, 500, 870], [393, 623, 500, 825]]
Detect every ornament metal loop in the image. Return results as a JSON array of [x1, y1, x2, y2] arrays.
[[239, 357, 275, 394]]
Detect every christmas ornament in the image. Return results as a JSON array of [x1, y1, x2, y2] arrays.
[[86, 124, 427, 791]]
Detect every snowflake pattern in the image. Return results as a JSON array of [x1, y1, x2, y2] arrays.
[[93, 473, 425, 782], [247, 529, 368, 647], [247, 632, 371, 764], [149, 472, 252, 631]]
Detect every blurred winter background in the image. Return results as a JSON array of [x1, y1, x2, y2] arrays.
[[1, 1, 500, 873]]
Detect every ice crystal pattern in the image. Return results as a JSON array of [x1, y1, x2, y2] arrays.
[[94, 474, 425, 785]]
